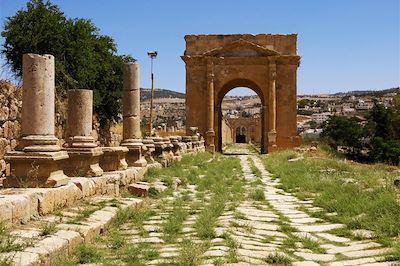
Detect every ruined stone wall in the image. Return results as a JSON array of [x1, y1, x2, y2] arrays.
[[0, 81, 22, 176], [0, 80, 122, 177]]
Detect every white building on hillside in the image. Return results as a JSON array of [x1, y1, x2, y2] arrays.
[[311, 112, 332, 124]]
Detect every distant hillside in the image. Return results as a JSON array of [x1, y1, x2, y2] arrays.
[[141, 88, 185, 101], [332, 87, 399, 97]]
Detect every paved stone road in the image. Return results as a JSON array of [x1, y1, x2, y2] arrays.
[[97, 154, 397, 265]]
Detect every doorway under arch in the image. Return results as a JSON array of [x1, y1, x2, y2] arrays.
[[235, 127, 246, 143], [218, 82, 264, 153]]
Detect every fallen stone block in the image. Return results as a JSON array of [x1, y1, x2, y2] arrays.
[[128, 183, 150, 197]]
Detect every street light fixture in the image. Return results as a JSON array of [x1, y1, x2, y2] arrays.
[[147, 51, 158, 136]]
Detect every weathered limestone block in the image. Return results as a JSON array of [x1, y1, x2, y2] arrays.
[[4, 54, 69, 188], [0, 106, 9, 121], [0, 197, 15, 224], [63, 89, 103, 177], [0, 138, 10, 157], [1, 251, 40, 266], [99, 146, 128, 172], [163, 137, 175, 164], [70, 177, 96, 198], [152, 137, 168, 166], [55, 230, 83, 254], [143, 137, 155, 163], [87, 209, 115, 231], [57, 222, 102, 242], [9, 99, 20, 120], [121, 63, 147, 167], [23, 235, 69, 265], [182, 136, 193, 152], [128, 182, 150, 197]]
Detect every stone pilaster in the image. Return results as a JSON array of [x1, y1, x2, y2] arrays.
[[63, 89, 104, 177], [120, 62, 147, 167], [268, 62, 277, 149], [4, 54, 69, 188], [206, 59, 215, 153]]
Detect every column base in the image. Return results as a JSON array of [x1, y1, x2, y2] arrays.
[[4, 151, 69, 188], [124, 146, 147, 167], [20, 135, 61, 152], [63, 147, 104, 177], [206, 130, 215, 153], [121, 139, 148, 167], [100, 147, 128, 172]]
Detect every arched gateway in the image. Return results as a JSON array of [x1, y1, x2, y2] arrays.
[[182, 34, 301, 153]]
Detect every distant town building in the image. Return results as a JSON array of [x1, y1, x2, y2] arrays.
[[356, 100, 374, 110], [311, 112, 332, 124]]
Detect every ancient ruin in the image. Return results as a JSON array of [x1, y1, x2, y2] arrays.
[[4, 54, 69, 188], [182, 34, 300, 153], [63, 89, 104, 177], [222, 117, 262, 144], [121, 62, 147, 167]]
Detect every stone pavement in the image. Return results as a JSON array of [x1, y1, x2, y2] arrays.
[[94, 154, 398, 265]]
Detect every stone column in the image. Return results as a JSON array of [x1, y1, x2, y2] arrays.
[[63, 89, 104, 177], [206, 60, 215, 153], [268, 62, 277, 149], [121, 62, 147, 167], [4, 54, 69, 188]]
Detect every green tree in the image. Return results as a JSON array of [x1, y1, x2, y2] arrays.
[[365, 102, 400, 164], [1, 0, 134, 127], [392, 93, 400, 139], [365, 102, 394, 139], [321, 116, 363, 158]]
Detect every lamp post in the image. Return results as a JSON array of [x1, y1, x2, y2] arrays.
[[147, 51, 158, 136]]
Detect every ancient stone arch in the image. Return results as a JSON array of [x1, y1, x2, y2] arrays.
[[182, 34, 301, 153]]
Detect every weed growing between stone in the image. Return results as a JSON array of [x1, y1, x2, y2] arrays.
[[263, 149, 400, 251], [0, 222, 25, 253], [39, 222, 57, 236]]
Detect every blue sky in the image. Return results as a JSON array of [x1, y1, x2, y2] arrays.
[[0, 0, 399, 95]]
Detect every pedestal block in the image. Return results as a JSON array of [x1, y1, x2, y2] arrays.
[[4, 151, 69, 188], [121, 139, 147, 167], [143, 138, 155, 163], [63, 147, 104, 177], [182, 136, 193, 153], [99, 147, 128, 172], [152, 137, 168, 167]]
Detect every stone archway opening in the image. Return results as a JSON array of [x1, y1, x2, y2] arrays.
[[220, 86, 262, 154], [235, 127, 246, 143]]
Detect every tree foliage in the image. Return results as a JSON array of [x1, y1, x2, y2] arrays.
[[322, 98, 400, 165], [1, 0, 134, 127]]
